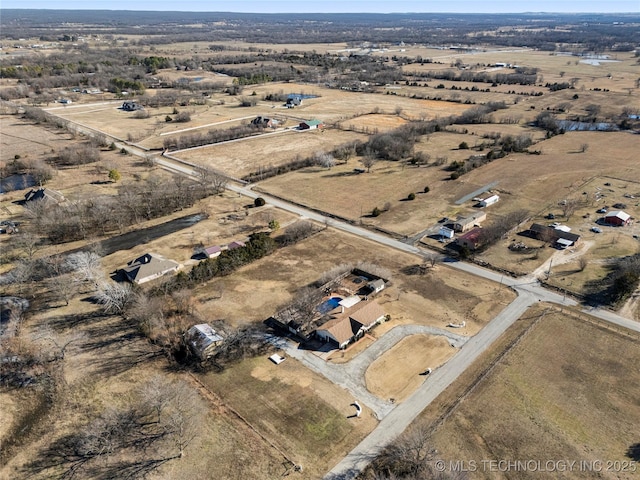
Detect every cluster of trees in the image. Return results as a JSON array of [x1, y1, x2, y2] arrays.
[[21, 376, 201, 479], [454, 101, 508, 125], [409, 68, 539, 86], [276, 220, 318, 246], [26, 175, 214, 243], [127, 55, 173, 73], [55, 143, 101, 166], [0, 155, 54, 188], [586, 253, 640, 306], [168, 232, 277, 290]]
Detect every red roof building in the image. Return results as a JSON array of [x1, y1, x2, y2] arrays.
[[604, 210, 631, 226], [456, 227, 483, 251]]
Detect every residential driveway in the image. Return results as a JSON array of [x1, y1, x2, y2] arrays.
[[324, 292, 538, 480], [271, 325, 468, 420]]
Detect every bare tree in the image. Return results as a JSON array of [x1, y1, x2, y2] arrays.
[[375, 424, 437, 477], [31, 323, 85, 361], [561, 198, 580, 219], [279, 220, 316, 246], [197, 166, 228, 194], [66, 251, 104, 290], [580, 143, 589, 153], [46, 273, 78, 306], [94, 282, 133, 314], [14, 232, 41, 260], [314, 151, 336, 169], [360, 155, 377, 173], [425, 253, 443, 268]]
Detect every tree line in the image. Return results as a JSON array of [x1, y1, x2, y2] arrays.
[[26, 175, 214, 244]]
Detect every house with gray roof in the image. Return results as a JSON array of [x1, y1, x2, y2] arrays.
[[185, 324, 224, 359], [119, 253, 181, 284]]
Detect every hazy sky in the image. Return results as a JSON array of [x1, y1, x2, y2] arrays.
[[1, 0, 638, 12]]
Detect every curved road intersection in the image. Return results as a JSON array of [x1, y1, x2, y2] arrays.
[[41, 109, 639, 479]]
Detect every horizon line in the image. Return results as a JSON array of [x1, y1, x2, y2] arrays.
[[1, 8, 638, 14]]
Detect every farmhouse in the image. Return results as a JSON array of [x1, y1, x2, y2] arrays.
[[453, 211, 487, 232], [119, 253, 181, 284], [315, 300, 386, 349], [251, 116, 278, 128], [527, 223, 581, 248], [299, 119, 324, 130], [456, 227, 483, 251], [24, 187, 65, 204], [604, 210, 631, 226], [185, 324, 224, 360], [479, 195, 499, 207]]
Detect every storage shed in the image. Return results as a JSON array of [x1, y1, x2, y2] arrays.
[[479, 195, 499, 207]]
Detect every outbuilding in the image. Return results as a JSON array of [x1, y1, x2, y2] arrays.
[[604, 210, 631, 226], [299, 119, 324, 130], [366, 279, 385, 294], [439, 226, 455, 239], [204, 245, 222, 258], [479, 195, 499, 207]]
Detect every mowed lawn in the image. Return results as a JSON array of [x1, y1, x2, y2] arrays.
[[430, 308, 640, 480]]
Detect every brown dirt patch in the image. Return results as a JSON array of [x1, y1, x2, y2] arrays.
[[198, 355, 378, 479], [365, 335, 455, 402]]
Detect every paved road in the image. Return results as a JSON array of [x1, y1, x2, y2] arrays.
[[324, 291, 538, 479], [41, 112, 640, 478]]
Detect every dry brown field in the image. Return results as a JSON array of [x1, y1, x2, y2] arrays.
[[339, 113, 408, 132], [0, 299, 288, 480], [364, 335, 455, 402], [197, 355, 378, 479], [176, 129, 368, 178], [1, 116, 74, 161], [426, 306, 640, 480], [257, 127, 638, 237]]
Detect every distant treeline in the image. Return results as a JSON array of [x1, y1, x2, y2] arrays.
[[2, 11, 639, 50]]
